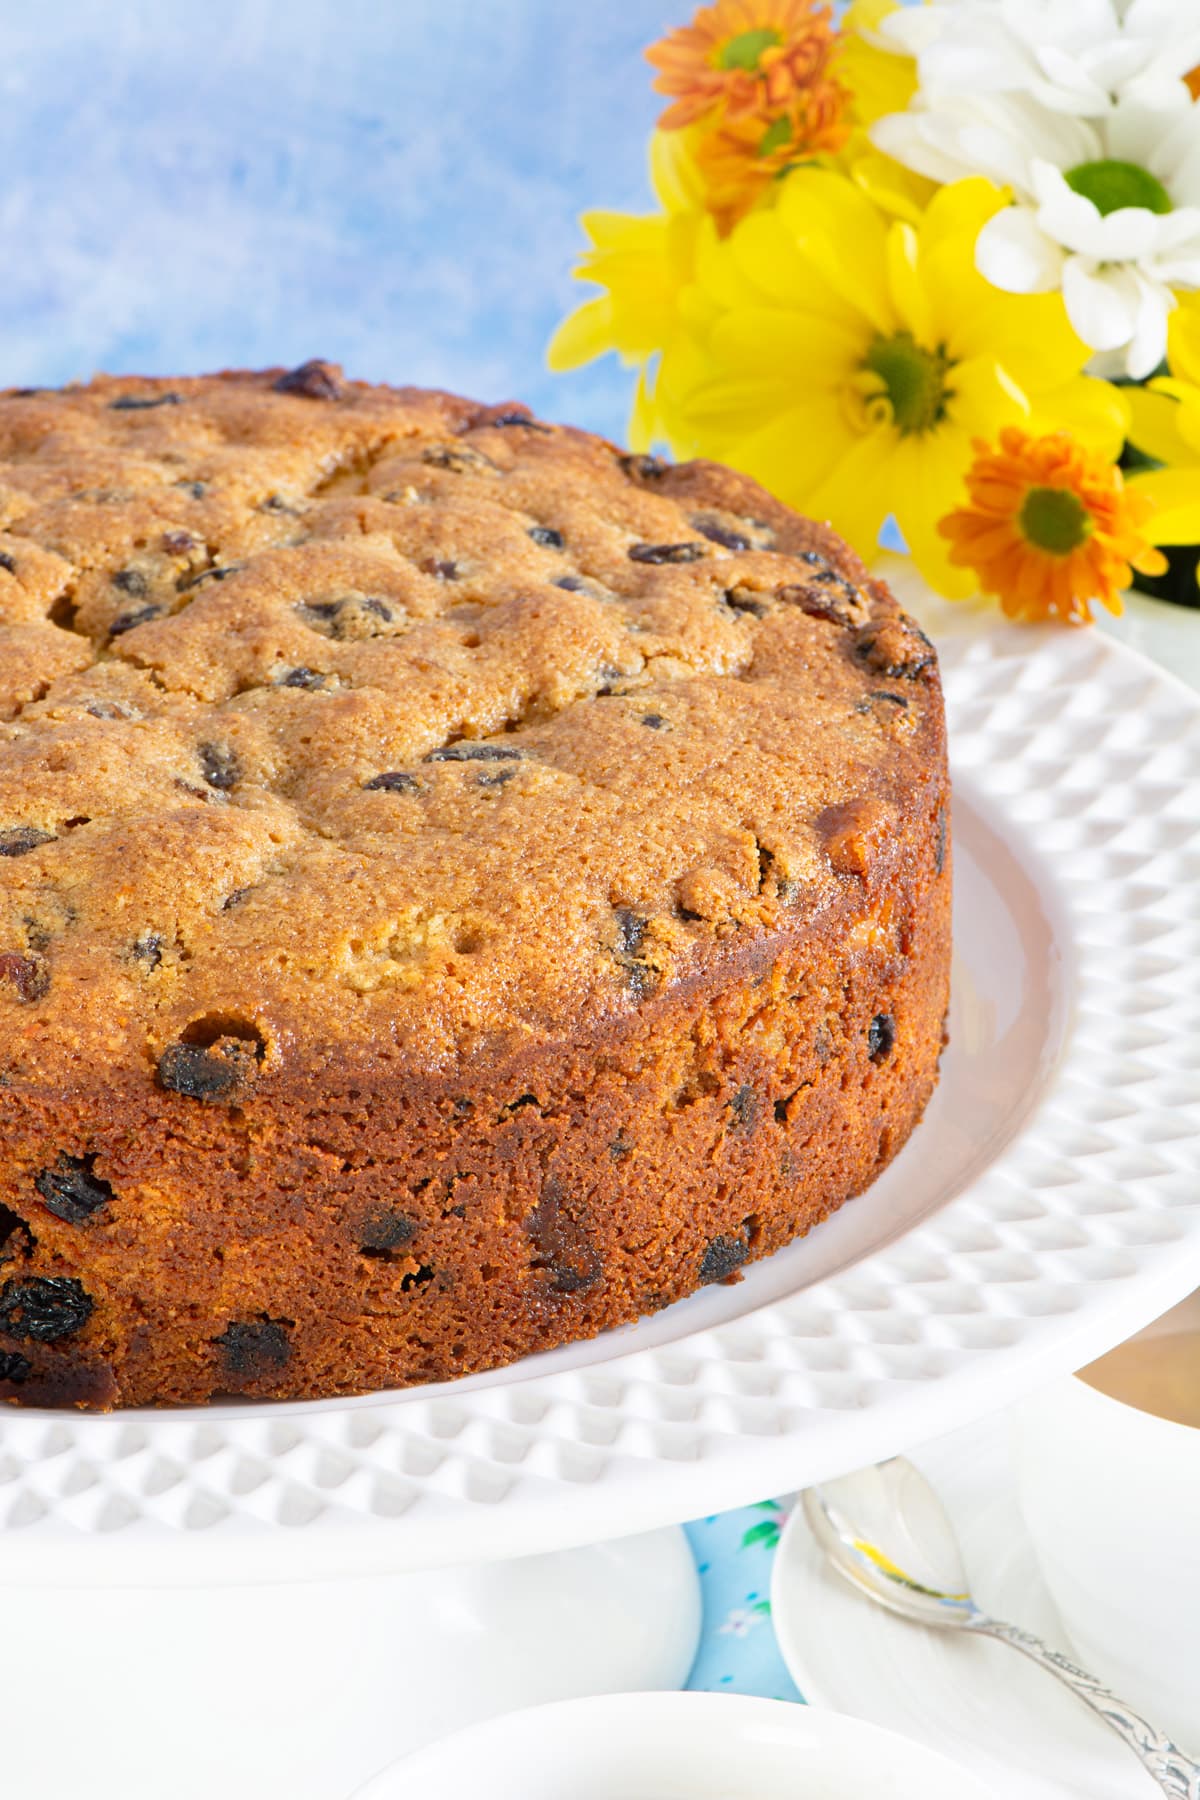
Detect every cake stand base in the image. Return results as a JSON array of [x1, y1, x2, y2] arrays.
[[4, 1524, 699, 1800]]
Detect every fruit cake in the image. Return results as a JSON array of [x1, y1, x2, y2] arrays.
[[0, 363, 950, 1408]]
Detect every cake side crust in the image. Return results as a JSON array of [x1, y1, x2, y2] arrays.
[[0, 732, 949, 1407]]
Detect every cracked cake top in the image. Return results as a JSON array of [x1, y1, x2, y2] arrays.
[[0, 364, 940, 1082]]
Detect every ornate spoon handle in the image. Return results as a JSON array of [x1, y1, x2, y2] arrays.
[[968, 1613, 1200, 1798]]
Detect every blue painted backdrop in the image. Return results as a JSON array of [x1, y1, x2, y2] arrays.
[[0, 1, 671, 442]]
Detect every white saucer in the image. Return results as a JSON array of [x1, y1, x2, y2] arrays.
[[772, 1410, 1165, 1799], [351, 1691, 998, 1800]]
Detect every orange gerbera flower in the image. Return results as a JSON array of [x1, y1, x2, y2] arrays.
[[694, 86, 850, 230], [938, 427, 1167, 626], [647, 0, 843, 131]]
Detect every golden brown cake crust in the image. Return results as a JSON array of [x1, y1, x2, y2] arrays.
[[0, 365, 950, 1407]]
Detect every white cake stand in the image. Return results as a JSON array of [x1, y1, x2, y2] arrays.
[[3, 607, 1198, 1800]]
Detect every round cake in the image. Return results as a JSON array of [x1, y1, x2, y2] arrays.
[[0, 364, 950, 1408]]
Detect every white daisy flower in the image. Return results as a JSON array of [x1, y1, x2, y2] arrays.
[[878, 0, 1200, 118], [873, 40, 1200, 376]]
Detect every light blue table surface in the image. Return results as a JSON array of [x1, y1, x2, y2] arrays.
[[685, 1501, 804, 1701]]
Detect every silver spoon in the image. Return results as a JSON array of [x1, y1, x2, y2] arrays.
[[802, 1458, 1200, 1799]]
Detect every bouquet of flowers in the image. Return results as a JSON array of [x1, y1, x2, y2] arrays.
[[549, 0, 1200, 624]]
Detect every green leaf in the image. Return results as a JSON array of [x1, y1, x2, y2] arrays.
[[740, 1519, 780, 1549]]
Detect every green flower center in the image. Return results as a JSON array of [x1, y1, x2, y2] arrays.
[[863, 331, 954, 436], [758, 115, 794, 157], [1064, 158, 1172, 217], [716, 27, 781, 71], [1019, 485, 1094, 555]]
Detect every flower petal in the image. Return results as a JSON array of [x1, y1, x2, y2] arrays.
[[776, 169, 894, 336], [1127, 385, 1199, 465], [894, 428, 982, 597], [1127, 467, 1200, 543], [850, 149, 940, 227], [1164, 133, 1200, 210], [877, 6, 942, 56], [1123, 0, 1200, 87], [727, 398, 861, 508], [870, 111, 978, 187], [919, 173, 1007, 250], [885, 219, 935, 342], [546, 298, 618, 371], [1091, 207, 1167, 263], [649, 128, 707, 216], [1061, 258, 1145, 352], [948, 354, 1031, 435], [627, 365, 658, 454], [1031, 377, 1130, 461], [1167, 301, 1200, 389], [1106, 89, 1195, 172], [803, 425, 900, 559], [1146, 211, 1200, 288], [1031, 163, 1119, 260], [727, 214, 848, 322], [1034, 39, 1116, 114], [1122, 273, 1173, 379], [976, 206, 1066, 294], [876, 95, 1074, 196], [694, 214, 768, 312], [707, 307, 863, 380]]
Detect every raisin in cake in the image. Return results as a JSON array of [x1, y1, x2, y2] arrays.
[[0, 364, 950, 1408]]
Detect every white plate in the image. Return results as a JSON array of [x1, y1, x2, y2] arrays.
[[350, 1691, 999, 1800], [771, 1409, 1168, 1799], [2, 617, 1199, 1580]]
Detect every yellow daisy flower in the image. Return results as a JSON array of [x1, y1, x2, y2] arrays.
[[939, 428, 1166, 626], [546, 131, 709, 445], [662, 173, 1128, 594], [1126, 293, 1200, 550]]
